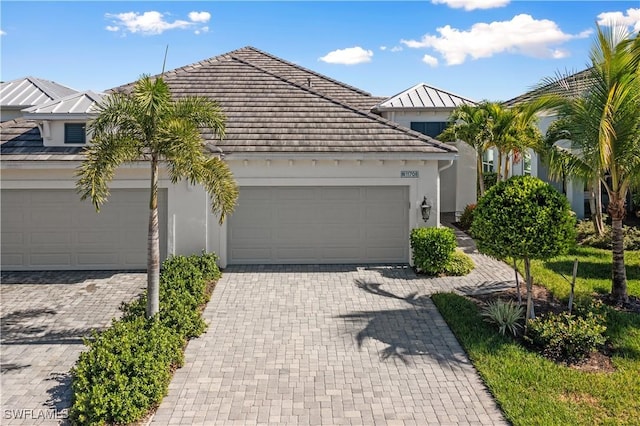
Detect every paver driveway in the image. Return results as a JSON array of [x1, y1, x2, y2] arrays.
[[152, 259, 512, 425], [0, 271, 146, 425]]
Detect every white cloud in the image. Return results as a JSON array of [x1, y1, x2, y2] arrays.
[[597, 8, 640, 33], [0, 29, 5, 36], [188, 11, 211, 23], [319, 46, 373, 65], [105, 10, 212, 35], [401, 14, 591, 65], [391, 46, 403, 52], [431, 0, 509, 11], [380, 46, 387, 51], [195, 26, 209, 35], [422, 54, 439, 67]]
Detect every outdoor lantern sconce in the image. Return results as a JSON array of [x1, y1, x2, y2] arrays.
[[420, 197, 431, 222]]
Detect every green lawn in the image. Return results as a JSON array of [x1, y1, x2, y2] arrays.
[[432, 246, 640, 425], [528, 247, 640, 301]]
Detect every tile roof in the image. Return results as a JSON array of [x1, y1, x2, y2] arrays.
[[0, 77, 78, 108], [0, 119, 84, 160], [374, 83, 476, 110], [2, 47, 456, 160], [23, 91, 104, 116], [115, 46, 456, 156], [503, 68, 593, 107]]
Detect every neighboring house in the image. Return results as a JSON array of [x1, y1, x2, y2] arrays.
[[500, 69, 596, 218], [371, 83, 478, 218], [1, 46, 459, 270], [0, 76, 78, 122]]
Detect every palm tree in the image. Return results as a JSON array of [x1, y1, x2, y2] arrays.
[[76, 75, 238, 318], [484, 102, 543, 182], [534, 26, 640, 304], [438, 103, 491, 196]]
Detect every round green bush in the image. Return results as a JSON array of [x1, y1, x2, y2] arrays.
[[410, 227, 457, 275], [471, 176, 576, 261]]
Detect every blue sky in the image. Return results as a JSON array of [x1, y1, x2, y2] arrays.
[[1, 1, 639, 102]]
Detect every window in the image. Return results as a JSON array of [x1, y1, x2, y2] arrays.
[[64, 123, 86, 144], [482, 150, 495, 173], [523, 151, 532, 176], [410, 122, 448, 139]]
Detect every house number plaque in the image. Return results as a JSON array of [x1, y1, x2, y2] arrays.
[[400, 170, 419, 178]]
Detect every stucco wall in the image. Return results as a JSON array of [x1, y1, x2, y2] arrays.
[[39, 120, 93, 147]]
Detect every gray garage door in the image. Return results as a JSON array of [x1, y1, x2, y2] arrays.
[[1, 189, 167, 270], [228, 186, 409, 264]]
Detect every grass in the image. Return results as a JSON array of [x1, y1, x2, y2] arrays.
[[433, 293, 640, 425], [432, 244, 640, 425], [523, 246, 640, 301]]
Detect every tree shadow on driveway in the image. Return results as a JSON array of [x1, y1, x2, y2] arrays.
[[1, 308, 97, 345], [338, 279, 470, 367]]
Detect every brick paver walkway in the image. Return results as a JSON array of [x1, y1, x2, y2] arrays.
[[151, 255, 514, 425], [0, 271, 146, 425]]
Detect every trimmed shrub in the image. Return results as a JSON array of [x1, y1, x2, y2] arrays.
[[70, 317, 184, 425], [483, 172, 498, 192], [525, 310, 606, 363], [71, 252, 220, 425], [410, 227, 457, 275], [443, 250, 475, 276], [458, 204, 476, 231], [481, 300, 524, 337]]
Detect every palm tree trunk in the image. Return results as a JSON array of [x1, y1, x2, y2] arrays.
[[503, 153, 510, 180], [477, 152, 485, 197], [147, 154, 161, 318], [608, 193, 628, 304], [594, 179, 604, 236], [496, 150, 503, 182]]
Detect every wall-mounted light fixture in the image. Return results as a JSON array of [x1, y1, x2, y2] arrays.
[[420, 197, 432, 222]]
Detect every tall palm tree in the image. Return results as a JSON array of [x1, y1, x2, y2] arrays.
[[438, 103, 491, 196], [534, 26, 640, 304], [76, 75, 239, 318]]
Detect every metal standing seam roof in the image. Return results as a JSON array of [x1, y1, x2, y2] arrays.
[[374, 83, 477, 110], [23, 91, 105, 115], [0, 76, 78, 108]]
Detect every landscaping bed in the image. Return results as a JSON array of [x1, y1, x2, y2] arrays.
[[432, 246, 640, 425]]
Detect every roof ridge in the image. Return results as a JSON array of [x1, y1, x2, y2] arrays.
[[228, 55, 455, 153], [233, 46, 373, 97]]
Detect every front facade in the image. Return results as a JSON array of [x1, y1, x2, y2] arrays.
[[1, 47, 458, 270]]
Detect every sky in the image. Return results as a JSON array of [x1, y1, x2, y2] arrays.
[[1, 1, 639, 102]]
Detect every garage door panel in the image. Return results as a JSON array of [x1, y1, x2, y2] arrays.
[[229, 186, 409, 264], [1, 189, 167, 270], [321, 187, 360, 200], [30, 253, 72, 266], [31, 232, 71, 244]]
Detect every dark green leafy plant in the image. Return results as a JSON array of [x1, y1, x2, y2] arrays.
[[458, 204, 476, 231], [481, 299, 524, 336], [410, 227, 457, 275], [70, 317, 184, 425], [525, 311, 607, 363]]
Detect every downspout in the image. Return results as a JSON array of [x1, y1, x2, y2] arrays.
[[438, 159, 454, 172]]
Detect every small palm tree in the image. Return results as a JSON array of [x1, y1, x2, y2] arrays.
[[438, 103, 491, 196], [77, 75, 238, 318], [534, 25, 640, 304]]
